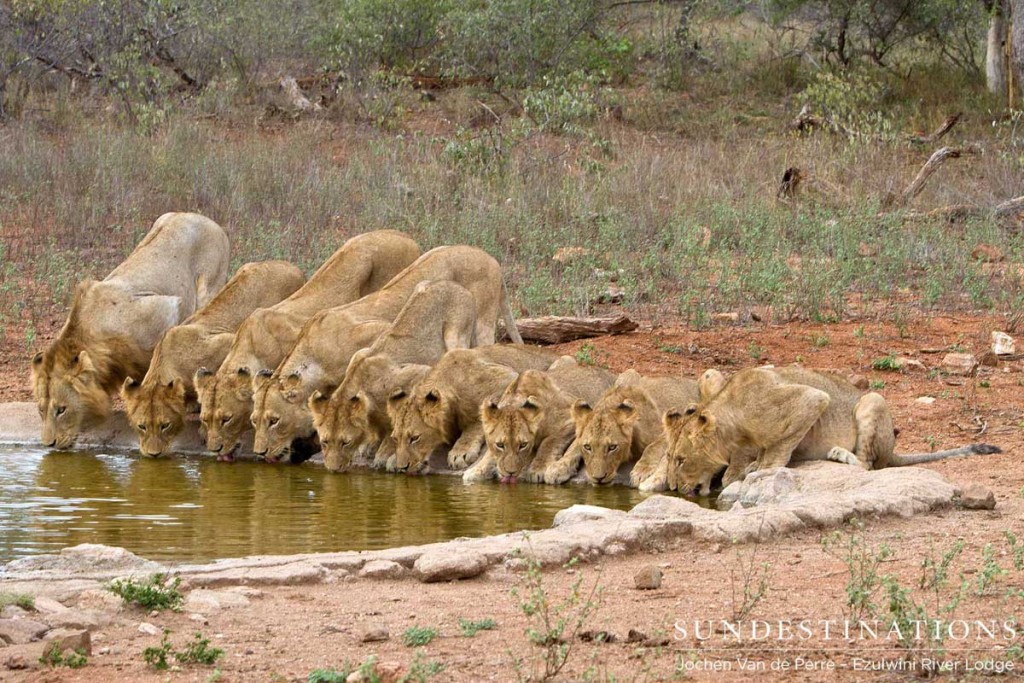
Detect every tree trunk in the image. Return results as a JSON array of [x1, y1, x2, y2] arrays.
[[987, 1, 1008, 96], [1011, 0, 1024, 102]]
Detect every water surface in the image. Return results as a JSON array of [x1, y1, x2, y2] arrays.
[[0, 447, 658, 564]]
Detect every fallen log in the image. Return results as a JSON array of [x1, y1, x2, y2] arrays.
[[511, 314, 639, 345], [883, 145, 978, 209], [907, 113, 962, 145]]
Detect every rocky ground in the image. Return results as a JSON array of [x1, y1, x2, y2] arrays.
[[1, 312, 1023, 681]]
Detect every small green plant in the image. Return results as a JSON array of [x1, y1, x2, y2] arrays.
[[176, 632, 224, 666], [821, 519, 892, 621], [853, 325, 865, 338], [747, 342, 765, 361], [979, 380, 991, 388], [573, 342, 608, 368], [869, 380, 885, 390], [402, 651, 445, 682], [144, 630, 223, 669], [402, 625, 439, 647], [0, 592, 34, 611], [974, 543, 1007, 596], [509, 555, 603, 682], [107, 573, 183, 611], [142, 631, 174, 670], [459, 617, 498, 637], [727, 540, 774, 621], [40, 643, 88, 669], [811, 334, 830, 348], [871, 354, 900, 371], [308, 669, 350, 683], [658, 343, 684, 354]]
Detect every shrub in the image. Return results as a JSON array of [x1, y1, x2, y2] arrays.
[[107, 573, 183, 611]]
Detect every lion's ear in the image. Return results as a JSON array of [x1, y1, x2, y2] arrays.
[[122, 376, 139, 395], [77, 350, 97, 374], [32, 352, 43, 367], [253, 369, 273, 390], [425, 390, 440, 404], [698, 369, 725, 401], [571, 400, 592, 424], [615, 369, 642, 388], [194, 367, 213, 390], [663, 408, 686, 431], [308, 389, 328, 416], [520, 396, 543, 426], [481, 399, 501, 423], [237, 366, 251, 377], [387, 389, 409, 417]]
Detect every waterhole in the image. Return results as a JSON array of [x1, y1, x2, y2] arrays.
[[0, 447, 664, 564]]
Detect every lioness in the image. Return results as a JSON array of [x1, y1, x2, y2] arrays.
[[468, 357, 615, 483], [122, 261, 305, 456], [663, 366, 1002, 496], [544, 369, 699, 488], [387, 344, 558, 474], [32, 212, 230, 449], [309, 281, 481, 472], [256, 244, 522, 464], [194, 230, 419, 458]]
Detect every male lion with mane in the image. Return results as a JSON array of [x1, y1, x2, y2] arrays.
[[122, 261, 304, 456], [32, 212, 230, 449], [663, 366, 1002, 496]]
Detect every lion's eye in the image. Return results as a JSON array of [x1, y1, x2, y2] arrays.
[[55, 406, 66, 417], [582, 443, 592, 452], [160, 422, 171, 432], [409, 434, 420, 444], [608, 444, 618, 452], [517, 441, 528, 451], [221, 415, 232, 426], [269, 417, 279, 428], [137, 423, 147, 432], [495, 441, 505, 451]]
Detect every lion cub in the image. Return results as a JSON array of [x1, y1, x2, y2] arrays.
[[387, 345, 558, 474], [310, 281, 481, 472], [663, 366, 1001, 496], [122, 261, 304, 456], [468, 357, 615, 483], [544, 369, 698, 488]]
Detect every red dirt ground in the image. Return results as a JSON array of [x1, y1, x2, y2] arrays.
[[5, 312, 1024, 682]]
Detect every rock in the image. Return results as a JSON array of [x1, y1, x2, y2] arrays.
[[894, 357, 927, 372], [552, 505, 627, 527], [73, 589, 123, 612], [347, 661, 405, 683], [712, 311, 740, 324], [413, 548, 489, 583], [360, 624, 390, 643], [137, 622, 162, 636], [0, 606, 29, 620], [183, 589, 250, 612], [960, 484, 996, 510], [3, 653, 27, 669], [915, 396, 936, 405], [45, 628, 91, 656], [184, 561, 328, 587], [32, 597, 69, 615], [992, 331, 1016, 356], [941, 352, 977, 375], [4, 544, 162, 575], [188, 614, 208, 625], [634, 566, 662, 590], [972, 243, 1004, 263], [0, 618, 49, 644], [359, 560, 406, 580], [44, 609, 107, 631], [848, 374, 869, 390], [719, 468, 798, 508]]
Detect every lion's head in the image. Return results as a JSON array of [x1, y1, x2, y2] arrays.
[[122, 376, 187, 456], [32, 349, 110, 450], [309, 388, 374, 472], [251, 370, 316, 463], [572, 397, 638, 485], [387, 387, 454, 473], [195, 365, 253, 459], [662, 403, 726, 496], [481, 395, 543, 482]]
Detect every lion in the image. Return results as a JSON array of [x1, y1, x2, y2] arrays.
[[662, 366, 1002, 496], [387, 344, 559, 474], [467, 357, 615, 483], [32, 212, 230, 449], [255, 244, 523, 465], [309, 280, 483, 472], [194, 230, 419, 459], [121, 261, 305, 457], [543, 369, 699, 488]]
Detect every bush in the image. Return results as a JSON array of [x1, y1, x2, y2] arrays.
[[107, 573, 183, 611]]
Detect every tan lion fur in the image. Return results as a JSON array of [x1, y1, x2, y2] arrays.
[[32, 212, 230, 449], [387, 344, 558, 474], [122, 261, 304, 456], [309, 281, 481, 472], [194, 230, 419, 457], [468, 357, 615, 483], [544, 369, 698, 488]]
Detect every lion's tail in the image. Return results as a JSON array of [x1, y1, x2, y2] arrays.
[[888, 443, 1002, 467], [500, 280, 524, 344]]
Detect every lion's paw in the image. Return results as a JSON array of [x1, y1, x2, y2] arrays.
[[638, 473, 667, 493], [543, 460, 576, 485]]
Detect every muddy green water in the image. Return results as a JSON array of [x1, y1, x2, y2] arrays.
[[0, 447, 661, 564]]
